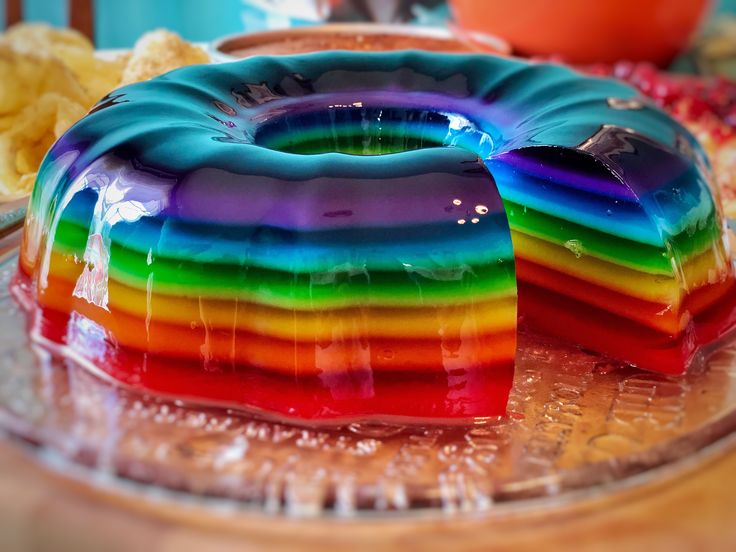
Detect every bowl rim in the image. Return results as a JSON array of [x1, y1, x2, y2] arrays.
[[209, 23, 511, 62]]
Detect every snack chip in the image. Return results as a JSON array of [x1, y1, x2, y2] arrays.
[[0, 44, 87, 122], [121, 29, 210, 85], [0, 93, 87, 197], [1, 23, 126, 105], [2, 22, 93, 53]]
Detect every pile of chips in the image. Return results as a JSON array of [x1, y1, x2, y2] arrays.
[[0, 24, 122, 197], [0, 24, 208, 199]]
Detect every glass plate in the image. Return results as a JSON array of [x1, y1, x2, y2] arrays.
[[1, 226, 735, 518]]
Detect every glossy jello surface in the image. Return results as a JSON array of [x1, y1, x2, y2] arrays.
[[15, 51, 736, 423]]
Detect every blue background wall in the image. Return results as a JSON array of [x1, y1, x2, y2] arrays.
[[94, 0, 253, 48], [24, 0, 66, 26], [0, 0, 324, 47]]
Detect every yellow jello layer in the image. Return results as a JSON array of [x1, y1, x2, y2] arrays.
[[513, 232, 731, 306], [41, 273, 517, 341]]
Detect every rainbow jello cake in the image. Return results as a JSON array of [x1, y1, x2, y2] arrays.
[[15, 52, 736, 423]]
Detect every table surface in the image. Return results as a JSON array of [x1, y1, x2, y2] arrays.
[[1, 438, 735, 552]]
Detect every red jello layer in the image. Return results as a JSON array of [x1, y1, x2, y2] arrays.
[[519, 280, 736, 375]]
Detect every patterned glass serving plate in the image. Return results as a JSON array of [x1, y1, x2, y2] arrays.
[[0, 216, 736, 518]]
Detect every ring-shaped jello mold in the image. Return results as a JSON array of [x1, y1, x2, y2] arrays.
[[15, 52, 736, 424]]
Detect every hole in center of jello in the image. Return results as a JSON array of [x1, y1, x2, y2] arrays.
[[254, 106, 494, 156]]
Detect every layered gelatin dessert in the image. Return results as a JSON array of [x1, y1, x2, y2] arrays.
[[14, 52, 736, 423]]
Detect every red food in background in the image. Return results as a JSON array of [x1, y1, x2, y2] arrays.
[[449, 0, 711, 66]]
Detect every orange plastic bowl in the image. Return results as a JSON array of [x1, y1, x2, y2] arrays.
[[449, 0, 712, 65]]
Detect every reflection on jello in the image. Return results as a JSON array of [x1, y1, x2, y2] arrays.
[[14, 52, 736, 425]]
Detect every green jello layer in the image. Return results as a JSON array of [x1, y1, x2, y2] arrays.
[[51, 237, 516, 309], [505, 201, 722, 275]]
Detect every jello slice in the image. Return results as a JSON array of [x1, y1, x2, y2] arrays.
[[16, 51, 736, 423], [19, 147, 517, 422]]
